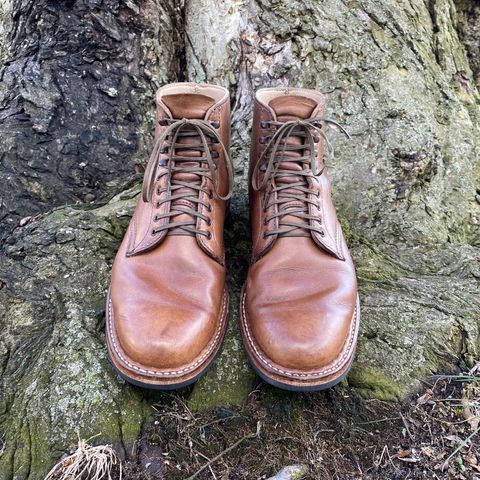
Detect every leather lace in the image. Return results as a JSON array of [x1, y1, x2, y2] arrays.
[[142, 118, 234, 237], [252, 117, 349, 237]]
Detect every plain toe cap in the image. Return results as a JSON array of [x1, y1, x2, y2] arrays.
[[247, 303, 355, 372], [113, 301, 217, 371]]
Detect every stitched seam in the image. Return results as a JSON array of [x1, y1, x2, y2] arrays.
[[127, 215, 137, 253], [107, 290, 227, 376], [241, 291, 358, 378], [132, 204, 161, 252], [336, 223, 344, 259]]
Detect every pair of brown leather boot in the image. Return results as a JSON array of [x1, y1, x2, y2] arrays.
[[106, 83, 359, 392]]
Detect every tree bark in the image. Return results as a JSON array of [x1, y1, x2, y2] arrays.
[[0, 1, 479, 479], [0, 0, 181, 241]]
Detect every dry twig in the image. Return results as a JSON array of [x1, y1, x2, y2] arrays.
[[186, 422, 261, 480]]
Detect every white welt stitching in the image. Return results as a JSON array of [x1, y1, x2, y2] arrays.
[[107, 290, 227, 376], [241, 291, 358, 378]]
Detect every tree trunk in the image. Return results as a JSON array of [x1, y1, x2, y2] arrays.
[[0, 1, 479, 479], [0, 0, 181, 241]]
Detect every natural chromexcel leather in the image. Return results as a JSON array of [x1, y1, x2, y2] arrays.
[[106, 83, 231, 389], [241, 87, 360, 390]]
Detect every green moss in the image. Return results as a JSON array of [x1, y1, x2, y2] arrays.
[[347, 363, 408, 401], [354, 244, 403, 283], [188, 336, 256, 411]]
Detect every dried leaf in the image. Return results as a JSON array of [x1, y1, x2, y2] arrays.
[[464, 454, 477, 466], [445, 435, 464, 444], [397, 449, 411, 458], [417, 389, 433, 405]]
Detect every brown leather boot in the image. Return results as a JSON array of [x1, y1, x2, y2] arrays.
[[106, 83, 233, 389], [241, 87, 360, 391]]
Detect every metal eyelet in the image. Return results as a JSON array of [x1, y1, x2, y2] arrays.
[[260, 121, 268, 129], [207, 232, 212, 239], [207, 218, 212, 226], [151, 229, 156, 235], [209, 191, 213, 199], [320, 230, 325, 237], [158, 118, 168, 126], [211, 120, 220, 129]]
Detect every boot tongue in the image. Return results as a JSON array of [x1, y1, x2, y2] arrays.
[[268, 95, 318, 235], [160, 93, 217, 235], [269, 95, 317, 122], [162, 93, 216, 119]]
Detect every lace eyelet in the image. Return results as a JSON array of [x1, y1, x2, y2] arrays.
[[209, 191, 213, 199], [151, 229, 156, 235], [156, 202, 161, 208], [260, 121, 268, 129], [207, 232, 212, 239], [207, 218, 212, 226], [158, 118, 168, 126], [262, 232, 268, 239], [263, 218, 268, 225], [211, 120, 220, 129], [208, 204, 212, 212], [320, 230, 325, 237]]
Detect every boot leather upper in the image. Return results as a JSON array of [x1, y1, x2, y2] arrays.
[[243, 87, 359, 384], [107, 83, 231, 381]]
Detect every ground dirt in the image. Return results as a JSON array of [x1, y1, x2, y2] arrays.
[[118, 370, 480, 480]]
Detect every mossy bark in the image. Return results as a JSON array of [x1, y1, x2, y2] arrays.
[[0, 0, 479, 479]]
